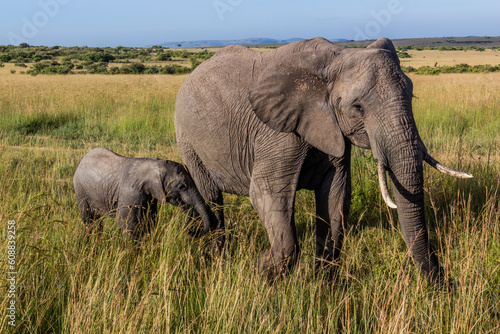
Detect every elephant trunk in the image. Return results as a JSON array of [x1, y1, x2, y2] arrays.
[[386, 152, 444, 283], [372, 102, 446, 284], [184, 190, 215, 237], [192, 201, 213, 236]]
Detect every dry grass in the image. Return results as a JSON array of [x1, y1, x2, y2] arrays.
[[410, 73, 500, 162], [402, 49, 500, 67]]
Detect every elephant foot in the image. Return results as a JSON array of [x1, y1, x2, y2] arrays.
[[424, 266, 455, 292], [314, 256, 338, 281], [82, 220, 103, 239], [258, 249, 298, 284], [210, 232, 226, 257]]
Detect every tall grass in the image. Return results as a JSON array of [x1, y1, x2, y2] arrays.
[[0, 73, 499, 333]]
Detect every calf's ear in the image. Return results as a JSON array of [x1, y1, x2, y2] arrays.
[[149, 176, 167, 203], [140, 165, 168, 203]]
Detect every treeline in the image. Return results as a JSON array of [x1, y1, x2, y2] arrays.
[[403, 63, 500, 75], [0, 44, 214, 63], [343, 45, 499, 51], [22, 61, 195, 75], [0, 44, 214, 75], [2, 44, 499, 76], [397, 45, 498, 52]]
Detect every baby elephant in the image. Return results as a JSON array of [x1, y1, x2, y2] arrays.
[[73, 147, 215, 239]]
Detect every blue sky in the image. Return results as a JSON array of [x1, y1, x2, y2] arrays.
[[1, 0, 499, 46]]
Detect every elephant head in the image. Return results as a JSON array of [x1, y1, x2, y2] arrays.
[[148, 161, 216, 236], [249, 37, 472, 284]]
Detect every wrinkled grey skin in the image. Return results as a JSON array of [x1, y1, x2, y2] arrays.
[[174, 37, 471, 284], [73, 147, 215, 240]]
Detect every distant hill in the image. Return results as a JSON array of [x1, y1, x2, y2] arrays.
[[154, 36, 500, 49], [156, 38, 348, 48]]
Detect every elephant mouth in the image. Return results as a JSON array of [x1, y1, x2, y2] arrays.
[[345, 128, 370, 149], [376, 154, 473, 209]]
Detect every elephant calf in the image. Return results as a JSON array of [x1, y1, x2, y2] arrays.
[[73, 147, 215, 239]]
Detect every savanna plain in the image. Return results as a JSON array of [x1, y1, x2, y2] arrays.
[[0, 49, 499, 333]]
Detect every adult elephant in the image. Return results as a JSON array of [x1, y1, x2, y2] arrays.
[[174, 37, 472, 284]]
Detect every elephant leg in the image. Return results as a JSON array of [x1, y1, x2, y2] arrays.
[[78, 199, 102, 235], [250, 179, 299, 282], [142, 201, 158, 236], [116, 203, 143, 241], [314, 147, 351, 277], [250, 137, 307, 282]]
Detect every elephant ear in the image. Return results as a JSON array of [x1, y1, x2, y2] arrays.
[[249, 51, 344, 158], [367, 37, 400, 66], [142, 163, 168, 203]]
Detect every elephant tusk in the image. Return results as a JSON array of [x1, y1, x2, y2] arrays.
[[377, 161, 398, 209], [424, 154, 474, 179]]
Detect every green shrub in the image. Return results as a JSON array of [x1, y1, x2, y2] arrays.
[[398, 51, 411, 58], [26, 61, 74, 75], [85, 62, 108, 74], [415, 66, 441, 75], [119, 62, 146, 74], [81, 51, 115, 63], [156, 53, 172, 61], [0, 54, 12, 62]]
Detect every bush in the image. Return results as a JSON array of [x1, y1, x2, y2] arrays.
[[106, 63, 191, 75], [0, 54, 12, 62], [119, 62, 146, 74], [27, 61, 74, 75], [415, 66, 441, 75], [402, 66, 416, 73], [156, 53, 172, 61], [81, 51, 115, 63], [190, 57, 203, 70], [33, 52, 52, 62], [144, 65, 161, 74], [85, 62, 108, 74], [398, 51, 411, 58]]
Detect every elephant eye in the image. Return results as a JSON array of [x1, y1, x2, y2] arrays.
[[178, 183, 187, 191], [353, 104, 364, 115]]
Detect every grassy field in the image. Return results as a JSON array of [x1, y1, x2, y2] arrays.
[[0, 61, 499, 332], [401, 49, 500, 67]]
